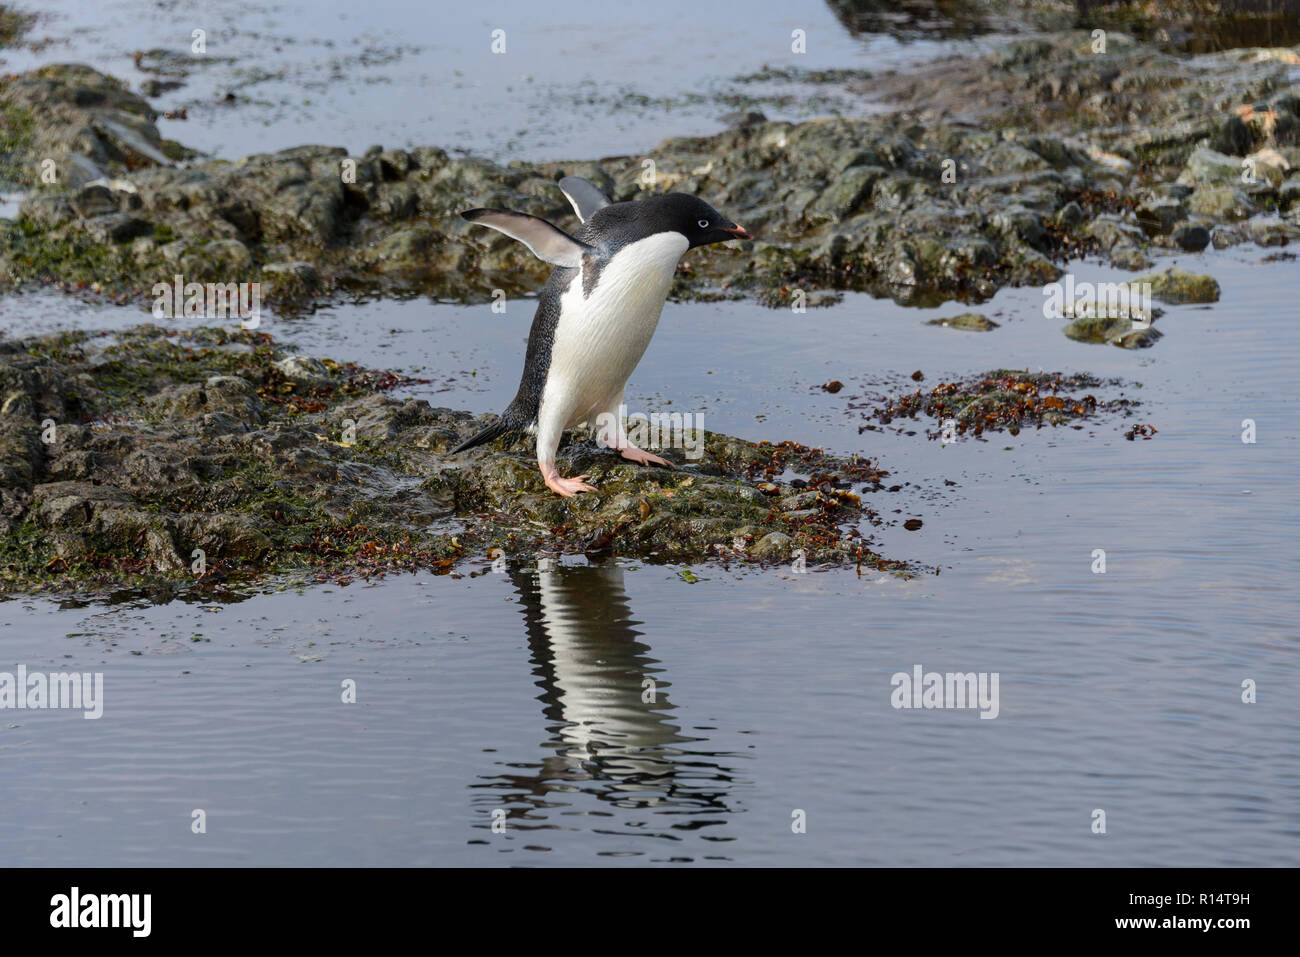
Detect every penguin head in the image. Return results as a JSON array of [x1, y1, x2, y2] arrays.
[[596, 193, 751, 249], [657, 193, 752, 248]]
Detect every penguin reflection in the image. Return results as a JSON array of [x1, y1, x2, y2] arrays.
[[479, 561, 738, 826]]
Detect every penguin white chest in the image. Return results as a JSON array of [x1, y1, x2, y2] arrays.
[[544, 231, 688, 426]]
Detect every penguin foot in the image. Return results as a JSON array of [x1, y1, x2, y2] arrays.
[[541, 465, 597, 498], [619, 444, 672, 468]]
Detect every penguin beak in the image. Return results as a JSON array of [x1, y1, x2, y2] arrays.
[[721, 223, 752, 241]]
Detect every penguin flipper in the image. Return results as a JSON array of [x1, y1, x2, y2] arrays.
[[557, 176, 611, 223], [460, 209, 591, 267]]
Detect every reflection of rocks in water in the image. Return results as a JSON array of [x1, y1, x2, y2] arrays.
[[472, 563, 741, 838], [824, 0, 1002, 39], [826, 0, 1300, 52]]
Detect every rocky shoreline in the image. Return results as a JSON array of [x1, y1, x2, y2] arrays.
[[0, 324, 914, 597], [1, 9, 1295, 594], [2, 33, 1296, 314]]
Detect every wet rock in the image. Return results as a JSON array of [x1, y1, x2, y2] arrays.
[[1178, 147, 1246, 188], [1170, 221, 1211, 251], [71, 183, 120, 218], [1135, 196, 1186, 234], [1134, 266, 1220, 304], [1109, 241, 1152, 270], [807, 165, 885, 222], [926, 313, 999, 331], [260, 261, 321, 299], [1085, 214, 1146, 252], [752, 531, 794, 559], [5, 35, 1298, 312], [0, 325, 902, 595], [272, 355, 335, 388], [370, 228, 437, 267], [1186, 186, 1257, 221], [1063, 316, 1161, 348], [79, 213, 153, 244], [1212, 225, 1247, 248], [1247, 219, 1300, 246], [0, 63, 192, 189], [182, 238, 253, 276], [1055, 201, 1084, 228]]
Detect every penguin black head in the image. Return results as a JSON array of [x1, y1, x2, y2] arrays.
[[589, 192, 752, 249]]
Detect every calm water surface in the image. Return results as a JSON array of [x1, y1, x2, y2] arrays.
[[1, 244, 1297, 865], [1, 0, 1010, 162]]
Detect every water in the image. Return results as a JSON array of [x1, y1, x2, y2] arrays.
[[2, 0, 1008, 162], [2, 0, 1299, 866], [2, 241, 1297, 865]]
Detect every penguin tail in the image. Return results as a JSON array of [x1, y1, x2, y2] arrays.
[[451, 418, 515, 454]]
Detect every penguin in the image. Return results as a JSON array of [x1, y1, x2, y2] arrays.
[[452, 176, 752, 497]]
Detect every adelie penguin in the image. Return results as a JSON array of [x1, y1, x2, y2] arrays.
[[452, 177, 752, 497]]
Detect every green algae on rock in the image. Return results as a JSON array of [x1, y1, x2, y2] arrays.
[[0, 63, 195, 191], [1063, 314, 1163, 349], [0, 325, 906, 598], [926, 312, 999, 331], [1134, 266, 1222, 304]]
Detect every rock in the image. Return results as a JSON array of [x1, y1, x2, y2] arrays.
[[184, 238, 253, 275], [1085, 214, 1146, 251], [79, 213, 152, 244], [807, 165, 885, 222], [1170, 221, 1211, 252], [1178, 147, 1245, 188], [1244, 148, 1290, 188], [0, 63, 192, 190], [1212, 225, 1246, 249], [5, 36, 1297, 312], [70, 183, 120, 218], [752, 531, 794, 559], [1277, 177, 1300, 212], [273, 355, 335, 388], [1063, 316, 1161, 349], [371, 228, 436, 267], [1208, 114, 1252, 156], [1135, 196, 1186, 234], [1054, 201, 1084, 228], [260, 261, 321, 299], [1186, 186, 1257, 221], [1134, 266, 1220, 304], [1248, 219, 1300, 247], [926, 312, 999, 331], [0, 325, 901, 595], [1109, 241, 1152, 270]]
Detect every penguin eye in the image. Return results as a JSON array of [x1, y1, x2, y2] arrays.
[[697, 219, 709, 228]]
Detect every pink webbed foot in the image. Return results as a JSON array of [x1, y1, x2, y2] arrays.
[[541, 463, 598, 498], [619, 444, 671, 468]]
